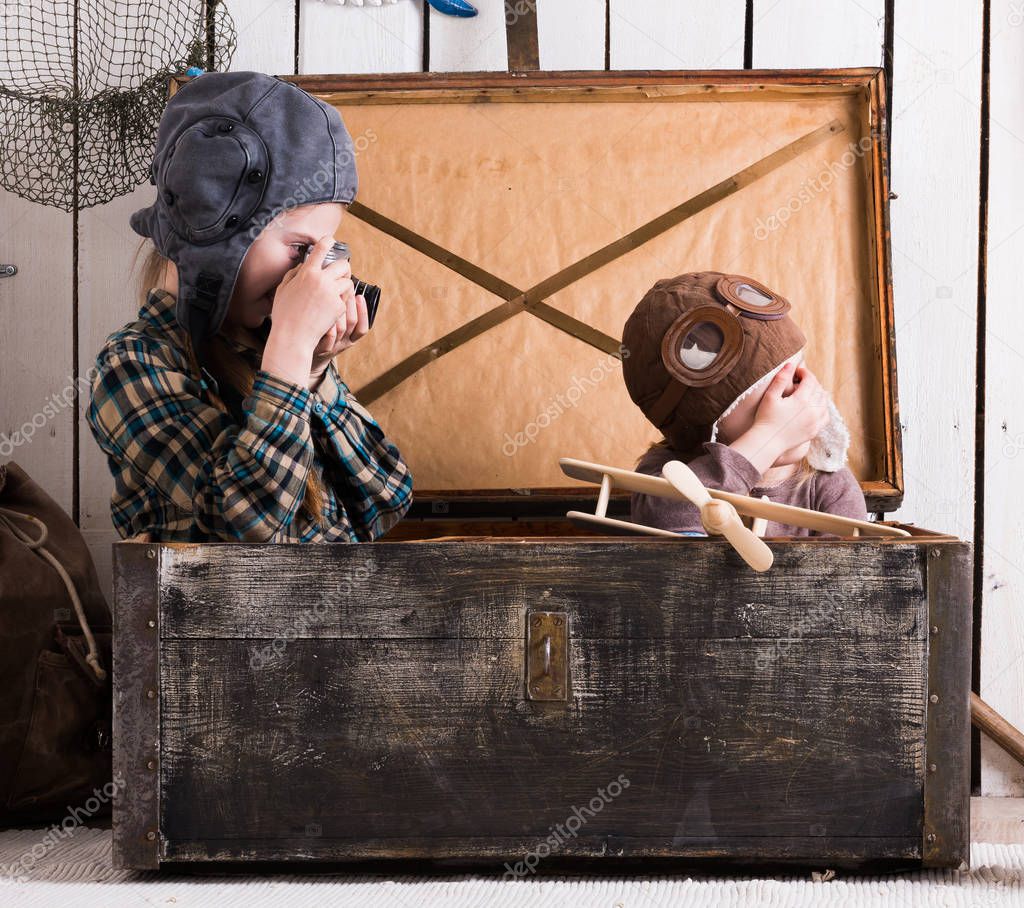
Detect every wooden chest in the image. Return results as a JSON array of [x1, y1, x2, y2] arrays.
[[111, 69, 972, 873]]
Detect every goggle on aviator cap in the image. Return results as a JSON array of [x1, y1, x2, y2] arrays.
[[622, 271, 850, 472]]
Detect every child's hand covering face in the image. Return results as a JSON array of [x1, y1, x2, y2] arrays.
[[718, 360, 830, 463], [754, 362, 830, 455]]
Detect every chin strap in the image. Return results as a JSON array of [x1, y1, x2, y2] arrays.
[[186, 302, 254, 429]]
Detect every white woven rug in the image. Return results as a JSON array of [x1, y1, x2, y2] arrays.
[[1, 827, 1021, 906]]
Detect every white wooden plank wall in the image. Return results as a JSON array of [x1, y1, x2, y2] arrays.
[[983, 0, 1023, 797], [0, 0, 1014, 793], [0, 196, 73, 511]]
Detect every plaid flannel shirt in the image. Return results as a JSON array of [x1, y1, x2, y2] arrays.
[[86, 288, 413, 542]]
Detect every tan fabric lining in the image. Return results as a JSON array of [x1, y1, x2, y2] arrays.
[[331, 92, 884, 491], [351, 119, 842, 403]]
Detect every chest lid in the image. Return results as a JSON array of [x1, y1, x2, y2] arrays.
[[175, 69, 902, 516]]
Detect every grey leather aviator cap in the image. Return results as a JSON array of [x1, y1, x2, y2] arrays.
[[130, 70, 358, 349]]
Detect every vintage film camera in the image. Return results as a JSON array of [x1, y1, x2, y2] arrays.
[[300, 241, 381, 328]]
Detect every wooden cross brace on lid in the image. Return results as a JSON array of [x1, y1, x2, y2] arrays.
[[348, 118, 847, 404]]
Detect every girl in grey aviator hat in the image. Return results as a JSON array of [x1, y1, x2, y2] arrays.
[[86, 71, 413, 543]]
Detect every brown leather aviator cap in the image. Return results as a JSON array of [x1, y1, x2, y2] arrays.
[[621, 271, 807, 458]]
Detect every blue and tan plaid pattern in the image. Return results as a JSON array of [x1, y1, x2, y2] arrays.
[[86, 288, 413, 542]]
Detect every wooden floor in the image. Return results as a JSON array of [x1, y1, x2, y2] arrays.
[[973, 797, 1024, 843]]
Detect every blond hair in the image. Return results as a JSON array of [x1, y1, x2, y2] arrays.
[[133, 239, 326, 524]]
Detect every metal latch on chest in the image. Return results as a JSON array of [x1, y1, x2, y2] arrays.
[[526, 610, 569, 702]]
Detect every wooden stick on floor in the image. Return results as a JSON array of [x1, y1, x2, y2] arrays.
[[972, 692, 1024, 768]]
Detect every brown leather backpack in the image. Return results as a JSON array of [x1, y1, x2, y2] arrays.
[[0, 461, 113, 827]]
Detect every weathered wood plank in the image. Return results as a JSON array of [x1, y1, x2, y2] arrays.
[[923, 543, 972, 867], [111, 543, 160, 869], [107, 534, 976, 869], [159, 636, 926, 843], [158, 541, 928, 640], [162, 834, 922, 868]]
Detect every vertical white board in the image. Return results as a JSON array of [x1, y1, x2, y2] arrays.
[[428, 0, 507, 71], [610, 0, 747, 69], [982, 0, 1024, 796], [0, 190, 74, 511], [78, 190, 157, 603], [301, 0, 425, 74], [889, 0, 986, 781], [226, 0, 298, 74], [428, 3, 605, 76], [538, 0, 606, 70], [0, 6, 77, 514], [754, 0, 885, 68], [888, 6, 981, 534]]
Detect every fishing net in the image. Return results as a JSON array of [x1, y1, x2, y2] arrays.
[[0, 1, 236, 211]]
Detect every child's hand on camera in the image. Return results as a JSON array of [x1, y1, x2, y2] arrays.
[[309, 292, 370, 380], [271, 235, 356, 352], [263, 234, 369, 388]]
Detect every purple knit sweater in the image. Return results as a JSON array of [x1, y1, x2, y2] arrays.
[[631, 442, 869, 537]]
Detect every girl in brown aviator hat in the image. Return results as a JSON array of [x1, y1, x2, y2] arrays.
[[621, 271, 868, 537]]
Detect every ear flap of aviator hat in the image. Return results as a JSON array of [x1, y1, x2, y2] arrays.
[[159, 117, 269, 245], [130, 71, 359, 353]]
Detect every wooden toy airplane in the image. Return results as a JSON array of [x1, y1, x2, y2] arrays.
[[559, 457, 911, 572]]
